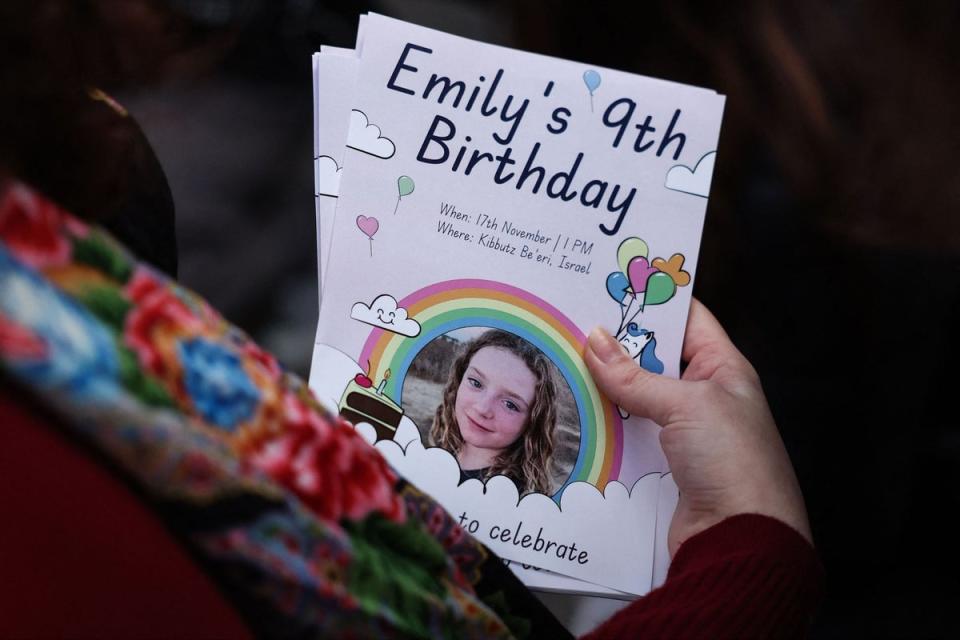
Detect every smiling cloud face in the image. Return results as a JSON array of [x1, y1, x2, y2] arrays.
[[350, 294, 420, 337], [665, 151, 716, 198], [314, 155, 342, 197], [346, 109, 396, 159]]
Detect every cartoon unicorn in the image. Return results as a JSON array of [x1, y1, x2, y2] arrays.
[[616, 322, 663, 419]]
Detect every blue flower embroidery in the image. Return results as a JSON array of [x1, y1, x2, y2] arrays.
[[177, 337, 259, 430], [0, 245, 119, 402]]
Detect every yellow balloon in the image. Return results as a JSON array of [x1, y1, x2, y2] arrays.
[[617, 237, 649, 274]]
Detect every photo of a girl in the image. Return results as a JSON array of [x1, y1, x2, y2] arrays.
[[402, 328, 581, 496]]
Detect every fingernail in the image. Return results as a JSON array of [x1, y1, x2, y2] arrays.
[[588, 327, 621, 363]]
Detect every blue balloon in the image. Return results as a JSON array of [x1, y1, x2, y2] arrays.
[[583, 69, 602, 94], [605, 271, 630, 304]]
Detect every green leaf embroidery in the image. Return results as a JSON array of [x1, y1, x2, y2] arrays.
[[77, 285, 132, 334], [117, 343, 175, 408], [72, 232, 133, 283]]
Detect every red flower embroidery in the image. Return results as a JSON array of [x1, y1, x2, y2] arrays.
[[125, 265, 165, 301], [246, 390, 405, 524], [123, 266, 203, 376], [0, 313, 47, 360], [0, 183, 72, 269], [242, 340, 282, 383]]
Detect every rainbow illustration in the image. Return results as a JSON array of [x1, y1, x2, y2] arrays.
[[358, 279, 624, 493]]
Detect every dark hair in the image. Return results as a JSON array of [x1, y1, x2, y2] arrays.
[[517, 1, 960, 252], [0, 1, 236, 276]]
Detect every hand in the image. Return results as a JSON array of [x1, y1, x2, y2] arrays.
[[585, 299, 812, 556]]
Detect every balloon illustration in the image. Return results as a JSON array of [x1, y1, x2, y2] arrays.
[[643, 272, 676, 306], [583, 69, 602, 112], [652, 253, 691, 287], [394, 175, 415, 214], [356, 215, 379, 256], [605, 271, 631, 304], [627, 256, 658, 295], [606, 236, 684, 338], [617, 237, 649, 274]]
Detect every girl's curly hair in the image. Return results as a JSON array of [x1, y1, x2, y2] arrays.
[[430, 329, 556, 495]]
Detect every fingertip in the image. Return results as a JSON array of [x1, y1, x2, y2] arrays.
[[587, 326, 622, 364], [682, 297, 737, 362], [687, 297, 720, 333], [586, 329, 671, 423]]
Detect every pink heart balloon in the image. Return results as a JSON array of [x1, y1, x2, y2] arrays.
[[627, 256, 658, 294], [356, 215, 379, 239]]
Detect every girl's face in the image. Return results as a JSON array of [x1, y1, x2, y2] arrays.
[[455, 346, 536, 455]]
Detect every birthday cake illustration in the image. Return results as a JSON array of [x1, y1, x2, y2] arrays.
[[338, 369, 403, 441]]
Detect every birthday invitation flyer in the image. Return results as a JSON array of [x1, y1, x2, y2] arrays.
[[310, 14, 724, 595]]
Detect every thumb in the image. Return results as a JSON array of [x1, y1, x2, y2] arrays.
[[584, 328, 685, 426]]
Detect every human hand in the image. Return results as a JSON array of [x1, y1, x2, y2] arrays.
[[585, 299, 812, 556]]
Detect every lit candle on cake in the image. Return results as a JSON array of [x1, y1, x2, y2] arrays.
[[376, 369, 391, 395]]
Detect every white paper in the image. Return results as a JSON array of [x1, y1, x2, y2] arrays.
[[310, 13, 723, 595], [312, 49, 359, 296], [652, 472, 679, 589]]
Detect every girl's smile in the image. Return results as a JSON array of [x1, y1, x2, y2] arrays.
[[455, 346, 536, 468]]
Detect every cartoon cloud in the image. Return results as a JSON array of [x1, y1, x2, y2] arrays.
[[356, 427, 664, 596], [314, 155, 342, 197], [350, 294, 420, 337], [665, 150, 716, 198], [346, 109, 396, 159]]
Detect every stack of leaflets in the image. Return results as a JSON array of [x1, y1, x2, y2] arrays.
[[308, 14, 724, 597]]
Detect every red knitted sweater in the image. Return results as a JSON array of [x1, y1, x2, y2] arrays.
[[585, 513, 823, 638]]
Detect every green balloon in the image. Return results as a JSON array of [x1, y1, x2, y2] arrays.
[[617, 237, 648, 274], [397, 175, 415, 198], [644, 272, 676, 306]]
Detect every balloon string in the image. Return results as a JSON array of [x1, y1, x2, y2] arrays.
[[624, 294, 645, 330], [618, 293, 636, 337], [590, 92, 595, 113], [369, 237, 373, 257], [393, 196, 401, 215], [620, 297, 629, 324], [616, 298, 628, 337]]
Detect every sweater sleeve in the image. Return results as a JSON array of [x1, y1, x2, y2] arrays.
[[582, 514, 824, 639]]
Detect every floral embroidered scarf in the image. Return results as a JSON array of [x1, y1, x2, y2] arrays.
[[0, 181, 569, 639]]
